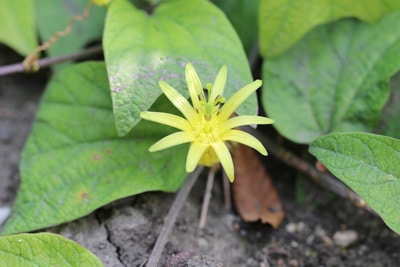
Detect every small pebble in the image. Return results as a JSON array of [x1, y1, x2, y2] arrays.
[[290, 240, 299, 248], [333, 230, 358, 247], [285, 221, 306, 234]]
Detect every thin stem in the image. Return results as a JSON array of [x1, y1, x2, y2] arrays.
[[244, 126, 376, 214], [146, 166, 204, 267], [198, 168, 216, 229], [0, 45, 103, 76]]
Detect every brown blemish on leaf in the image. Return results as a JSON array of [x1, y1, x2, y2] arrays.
[[232, 143, 285, 228], [105, 149, 112, 155], [76, 190, 89, 202]]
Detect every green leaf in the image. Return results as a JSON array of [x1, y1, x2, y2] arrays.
[[262, 12, 400, 144], [259, 0, 400, 58], [213, 0, 259, 54], [0, 0, 37, 55], [35, 0, 106, 65], [104, 0, 254, 136], [1, 62, 186, 235], [309, 132, 400, 234], [0, 233, 103, 266]]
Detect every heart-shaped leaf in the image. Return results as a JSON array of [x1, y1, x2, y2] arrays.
[[1, 62, 186, 235], [309, 132, 400, 234], [0, 0, 37, 55], [0, 233, 103, 266], [262, 12, 400, 144], [259, 0, 400, 58], [104, 0, 255, 136]]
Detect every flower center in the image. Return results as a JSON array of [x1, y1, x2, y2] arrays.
[[197, 83, 225, 120], [191, 84, 226, 145], [192, 113, 220, 144]]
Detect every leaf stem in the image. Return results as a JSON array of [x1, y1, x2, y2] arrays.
[[244, 127, 376, 214], [146, 166, 204, 267], [0, 45, 103, 76]]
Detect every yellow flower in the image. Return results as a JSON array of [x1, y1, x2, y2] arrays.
[[140, 63, 273, 182]]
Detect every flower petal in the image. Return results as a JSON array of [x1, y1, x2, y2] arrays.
[[140, 111, 191, 131], [221, 115, 274, 132], [149, 131, 194, 152], [210, 65, 227, 101], [219, 80, 262, 121], [158, 80, 196, 120], [221, 129, 268, 156], [185, 63, 204, 108], [186, 142, 208, 172], [211, 141, 235, 182]]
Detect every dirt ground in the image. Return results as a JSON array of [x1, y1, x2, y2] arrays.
[[1, 46, 400, 267]]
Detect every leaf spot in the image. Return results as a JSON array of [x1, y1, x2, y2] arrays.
[[80, 192, 88, 200]]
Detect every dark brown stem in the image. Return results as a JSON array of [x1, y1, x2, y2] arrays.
[[146, 166, 204, 267], [0, 45, 103, 76], [244, 126, 376, 214]]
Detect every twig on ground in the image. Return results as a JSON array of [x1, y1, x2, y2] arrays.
[[146, 166, 204, 267], [0, 45, 103, 76], [244, 126, 376, 215], [198, 167, 216, 229]]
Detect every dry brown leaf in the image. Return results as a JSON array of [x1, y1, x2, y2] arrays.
[[232, 143, 285, 228]]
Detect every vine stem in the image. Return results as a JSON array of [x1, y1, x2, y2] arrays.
[[0, 45, 103, 76], [146, 166, 204, 267]]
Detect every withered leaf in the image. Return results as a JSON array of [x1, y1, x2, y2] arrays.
[[232, 143, 285, 228]]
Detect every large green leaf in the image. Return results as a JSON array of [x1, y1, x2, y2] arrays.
[[213, 0, 259, 54], [35, 0, 106, 62], [0, 0, 37, 55], [1, 62, 186, 235], [262, 12, 400, 144], [259, 0, 400, 58], [309, 132, 400, 234], [104, 0, 255, 136], [0, 233, 103, 266]]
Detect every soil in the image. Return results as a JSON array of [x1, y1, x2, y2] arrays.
[[1, 46, 400, 267]]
